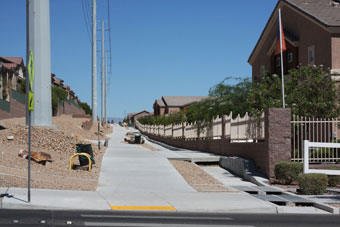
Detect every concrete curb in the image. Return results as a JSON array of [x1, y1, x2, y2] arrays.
[[313, 201, 340, 214], [219, 156, 340, 214], [219, 156, 268, 186], [141, 134, 185, 151]]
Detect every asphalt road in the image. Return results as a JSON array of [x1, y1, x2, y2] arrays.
[[0, 209, 340, 227]]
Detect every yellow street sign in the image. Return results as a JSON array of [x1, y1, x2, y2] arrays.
[[27, 50, 35, 91], [28, 91, 34, 111]]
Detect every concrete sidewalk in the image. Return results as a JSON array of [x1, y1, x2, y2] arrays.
[[0, 124, 323, 213]]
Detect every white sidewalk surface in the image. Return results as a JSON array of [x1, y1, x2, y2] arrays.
[[0, 124, 281, 213]]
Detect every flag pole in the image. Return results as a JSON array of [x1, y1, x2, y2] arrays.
[[279, 8, 285, 108]]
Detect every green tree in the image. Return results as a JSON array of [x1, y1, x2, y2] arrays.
[[286, 65, 339, 118], [140, 65, 339, 127], [209, 77, 252, 118], [51, 86, 68, 116], [248, 73, 283, 116], [185, 78, 252, 124], [79, 102, 92, 115]]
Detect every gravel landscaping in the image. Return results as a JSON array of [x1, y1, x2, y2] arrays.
[[0, 115, 112, 191], [169, 160, 234, 192]]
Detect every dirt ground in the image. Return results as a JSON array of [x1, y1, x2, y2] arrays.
[[169, 160, 235, 192], [0, 115, 112, 191], [53, 115, 112, 140]]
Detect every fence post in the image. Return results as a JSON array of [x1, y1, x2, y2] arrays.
[[265, 108, 291, 178], [172, 124, 174, 138], [182, 122, 185, 138], [222, 115, 226, 139]]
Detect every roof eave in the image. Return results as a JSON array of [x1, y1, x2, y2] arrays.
[[248, 0, 340, 65], [248, 0, 282, 65]]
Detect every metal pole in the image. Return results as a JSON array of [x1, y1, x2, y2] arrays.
[[279, 8, 286, 108], [25, 0, 29, 126], [28, 0, 52, 126], [105, 52, 107, 122], [28, 111, 31, 202], [26, 0, 30, 203], [98, 122, 101, 150], [101, 21, 104, 122], [92, 0, 97, 122]]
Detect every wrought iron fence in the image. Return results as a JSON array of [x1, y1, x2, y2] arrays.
[[291, 115, 340, 163]]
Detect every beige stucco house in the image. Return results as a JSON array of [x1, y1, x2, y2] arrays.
[[0, 57, 25, 101]]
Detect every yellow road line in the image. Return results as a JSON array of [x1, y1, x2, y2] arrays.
[[110, 205, 176, 211]]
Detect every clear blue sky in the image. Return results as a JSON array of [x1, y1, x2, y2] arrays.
[[0, 0, 277, 118]]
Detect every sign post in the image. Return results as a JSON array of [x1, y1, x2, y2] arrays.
[[27, 49, 34, 202]]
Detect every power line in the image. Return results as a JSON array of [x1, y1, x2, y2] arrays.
[[106, 0, 112, 92], [85, 0, 92, 25], [81, 0, 91, 43], [107, 0, 112, 77]]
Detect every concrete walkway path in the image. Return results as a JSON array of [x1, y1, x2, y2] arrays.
[[0, 124, 279, 213]]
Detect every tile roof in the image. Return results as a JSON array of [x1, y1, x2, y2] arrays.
[[0, 57, 24, 65], [155, 99, 165, 107], [285, 0, 340, 26], [0, 56, 24, 70], [63, 85, 70, 91], [127, 112, 136, 117], [128, 110, 150, 118], [53, 77, 64, 86], [162, 96, 208, 107]]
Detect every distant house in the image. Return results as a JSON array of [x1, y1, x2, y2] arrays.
[[0, 57, 25, 101], [51, 73, 64, 87], [127, 110, 152, 126], [153, 99, 166, 116], [153, 96, 208, 116], [248, 0, 340, 80], [51, 73, 80, 104]]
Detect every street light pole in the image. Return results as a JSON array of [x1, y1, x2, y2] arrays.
[[28, 0, 52, 126], [101, 21, 104, 122], [105, 52, 107, 122], [92, 0, 97, 122]]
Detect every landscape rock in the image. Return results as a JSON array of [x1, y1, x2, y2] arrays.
[[18, 149, 53, 165], [0, 115, 112, 191]]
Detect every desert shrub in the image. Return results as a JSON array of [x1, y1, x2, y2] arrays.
[[328, 175, 340, 187], [325, 168, 340, 187], [274, 161, 303, 184], [297, 173, 328, 195], [79, 102, 92, 115]]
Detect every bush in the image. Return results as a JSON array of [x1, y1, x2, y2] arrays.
[[325, 168, 340, 187], [328, 175, 340, 187], [274, 161, 303, 184], [79, 102, 92, 115], [51, 86, 68, 116], [297, 173, 328, 195]]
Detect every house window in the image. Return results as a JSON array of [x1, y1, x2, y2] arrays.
[[308, 45, 315, 65], [288, 52, 293, 63], [276, 56, 281, 66], [260, 65, 265, 73]]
